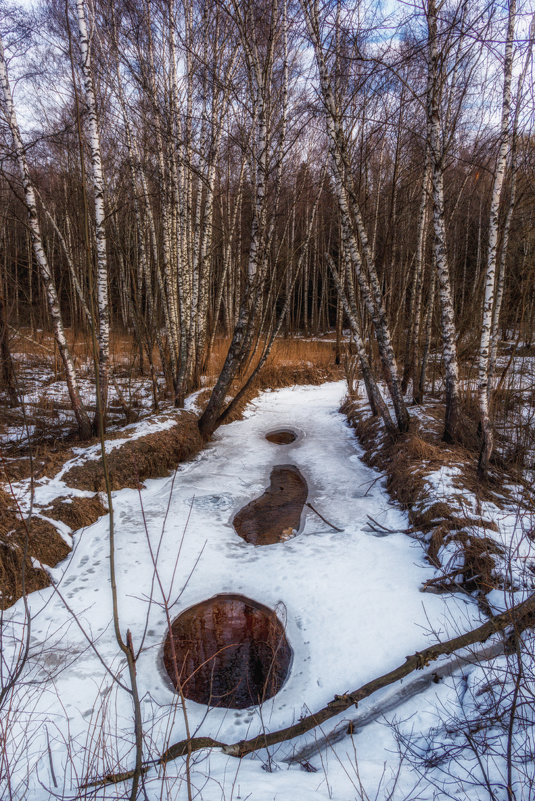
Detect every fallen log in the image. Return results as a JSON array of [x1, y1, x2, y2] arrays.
[[81, 591, 535, 789], [285, 641, 504, 763]]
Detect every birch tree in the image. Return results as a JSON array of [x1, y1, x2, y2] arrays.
[[299, 0, 410, 433], [425, 0, 461, 442], [0, 28, 92, 438], [478, 0, 518, 476], [487, 18, 535, 389], [75, 0, 110, 425], [423, 0, 484, 442], [199, 0, 291, 437]]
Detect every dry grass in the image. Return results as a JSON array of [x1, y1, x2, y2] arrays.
[[1, 446, 77, 483], [0, 487, 71, 609], [43, 495, 108, 530], [342, 397, 509, 599], [63, 412, 203, 491], [425, 528, 503, 596], [202, 336, 342, 426], [4, 332, 339, 492], [205, 336, 342, 382], [1, 332, 342, 607]]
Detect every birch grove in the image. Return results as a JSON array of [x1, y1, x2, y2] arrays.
[[0, 0, 533, 473]]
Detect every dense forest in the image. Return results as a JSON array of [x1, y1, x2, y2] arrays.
[[1, 0, 533, 456], [1, 1, 535, 799]]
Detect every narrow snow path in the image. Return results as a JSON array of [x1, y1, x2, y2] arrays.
[[6, 381, 481, 800]]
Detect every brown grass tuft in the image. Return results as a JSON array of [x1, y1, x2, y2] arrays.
[[342, 396, 507, 599], [403, 434, 444, 462], [1, 497, 71, 609], [427, 523, 453, 567], [205, 336, 342, 383], [43, 495, 108, 530], [63, 412, 203, 491]]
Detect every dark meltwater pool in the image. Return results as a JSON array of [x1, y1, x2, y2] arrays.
[[163, 594, 292, 708], [265, 429, 297, 444], [233, 465, 308, 545]]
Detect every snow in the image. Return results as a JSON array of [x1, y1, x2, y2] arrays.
[[1, 353, 161, 447], [7, 404, 195, 518], [0, 382, 510, 800]]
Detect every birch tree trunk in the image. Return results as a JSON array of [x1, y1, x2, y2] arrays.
[[76, 0, 110, 427], [199, 0, 285, 438], [409, 160, 430, 402], [327, 254, 396, 433], [426, 0, 461, 443], [416, 259, 436, 405], [0, 31, 91, 438], [300, 0, 410, 433], [478, 0, 515, 476]]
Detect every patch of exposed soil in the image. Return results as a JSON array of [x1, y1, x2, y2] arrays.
[[233, 465, 308, 545], [266, 429, 297, 444], [63, 413, 203, 491], [163, 594, 292, 708], [43, 495, 108, 530]]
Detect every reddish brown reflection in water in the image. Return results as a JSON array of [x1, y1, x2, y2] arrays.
[[163, 594, 292, 708], [233, 465, 308, 545], [265, 429, 297, 444]]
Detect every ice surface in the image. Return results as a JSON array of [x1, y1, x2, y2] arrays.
[[3, 381, 487, 800]]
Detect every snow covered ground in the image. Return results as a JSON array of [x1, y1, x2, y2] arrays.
[[1, 381, 521, 800]]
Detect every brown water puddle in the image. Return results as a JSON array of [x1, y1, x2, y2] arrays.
[[233, 465, 308, 545], [163, 594, 292, 708], [265, 429, 297, 444]]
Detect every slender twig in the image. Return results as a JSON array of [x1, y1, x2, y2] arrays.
[[306, 502, 344, 532], [80, 591, 535, 789]]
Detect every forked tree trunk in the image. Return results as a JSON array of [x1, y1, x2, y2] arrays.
[[199, 0, 283, 438], [218, 170, 325, 426], [198, 158, 266, 437], [300, 0, 409, 434], [327, 255, 397, 434]]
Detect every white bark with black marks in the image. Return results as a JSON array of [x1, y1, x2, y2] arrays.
[[478, 0, 516, 474], [76, 0, 110, 422], [300, 0, 409, 433], [0, 31, 91, 438], [426, 0, 461, 442]]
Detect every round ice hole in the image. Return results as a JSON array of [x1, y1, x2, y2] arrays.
[[163, 594, 292, 708], [265, 429, 297, 444]]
